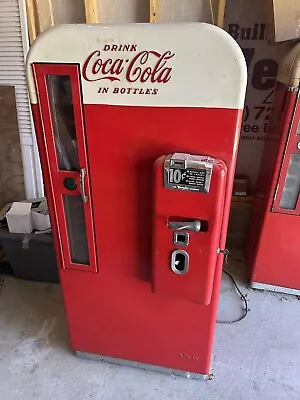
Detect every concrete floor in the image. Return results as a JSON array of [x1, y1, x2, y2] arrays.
[[0, 253, 300, 400]]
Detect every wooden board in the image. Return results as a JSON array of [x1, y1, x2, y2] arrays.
[[150, 0, 158, 22], [35, 0, 54, 33], [266, 0, 300, 42], [25, 0, 54, 43], [84, 0, 99, 23], [217, 0, 226, 27], [25, 0, 37, 44]]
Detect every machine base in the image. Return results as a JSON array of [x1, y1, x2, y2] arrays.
[[251, 282, 300, 296], [76, 351, 207, 380]]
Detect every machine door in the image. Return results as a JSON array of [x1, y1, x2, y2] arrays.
[[273, 95, 300, 215], [152, 153, 227, 305], [33, 64, 97, 272]]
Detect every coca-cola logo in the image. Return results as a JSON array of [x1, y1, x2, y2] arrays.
[[82, 45, 175, 85]]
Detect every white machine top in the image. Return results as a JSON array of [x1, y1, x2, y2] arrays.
[[27, 23, 247, 109]]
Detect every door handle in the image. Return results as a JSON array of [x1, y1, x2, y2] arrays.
[[80, 168, 88, 203], [168, 220, 201, 232]]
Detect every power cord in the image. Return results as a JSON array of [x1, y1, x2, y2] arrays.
[[217, 267, 249, 324], [0, 250, 6, 295], [0, 277, 4, 298]]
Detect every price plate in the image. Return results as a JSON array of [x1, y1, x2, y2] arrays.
[[168, 168, 207, 190], [164, 153, 214, 193]]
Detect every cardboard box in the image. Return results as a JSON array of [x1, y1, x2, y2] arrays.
[[266, 0, 300, 42], [224, 0, 293, 190], [0, 197, 51, 232], [6, 202, 33, 234]]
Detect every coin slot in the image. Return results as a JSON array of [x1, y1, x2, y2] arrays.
[[171, 250, 189, 275]]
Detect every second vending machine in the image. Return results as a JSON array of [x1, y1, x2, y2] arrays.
[[246, 43, 300, 295]]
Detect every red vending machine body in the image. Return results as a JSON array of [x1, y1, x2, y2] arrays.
[[27, 23, 246, 377], [246, 43, 300, 294]]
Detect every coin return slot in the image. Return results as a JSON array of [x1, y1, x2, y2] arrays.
[[171, 250, 189, 275], [173, 231, 189, 246]]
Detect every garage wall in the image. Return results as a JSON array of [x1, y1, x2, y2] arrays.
[[224, 0, 292, 190], [97, 0, 149, 23], [156, 0, 212, 22], [51, 0, 86, 24], [0, 0, 43, 204], [50, 0, 213, 24]]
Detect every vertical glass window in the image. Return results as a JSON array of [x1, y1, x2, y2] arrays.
[[279, 153, 300, 210], [46, 75, 79, 171]]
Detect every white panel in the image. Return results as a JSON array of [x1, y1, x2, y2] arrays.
[[0, 6, 19, 12], [0, 65, 24, 71], [157, 0, 212, 22], [0, 37, 22, 42], [98, 0, 149, 23], [0, 0, 44, 199], [0, 32, 20, 37], [27, 23, 247, 109]]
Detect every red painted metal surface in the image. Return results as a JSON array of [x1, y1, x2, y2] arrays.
[[66, 104, 242, 375], [153, 156, 227, 304], [31, 57, 243, 374], [32, 103, 242, 375], [246, 78, 300, 290]]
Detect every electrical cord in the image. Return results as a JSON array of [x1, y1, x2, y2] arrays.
[[0, 277, 4, 298], [217, 268, 249, 324]]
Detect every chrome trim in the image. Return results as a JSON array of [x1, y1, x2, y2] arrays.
[[251, 282, 300, 296], [168, 220, 201, 232], [173, 231, 189, 246], [164, 153, 214, 193], [171, 249, 189, 275], [80, 167, 88, 203], [76, 351, 206, 380]]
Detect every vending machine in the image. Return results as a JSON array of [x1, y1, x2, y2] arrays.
[[246, 43, 300, 295], [27, 23, 247, 378]]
